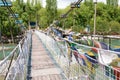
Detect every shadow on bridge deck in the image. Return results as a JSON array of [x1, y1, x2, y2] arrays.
[[28, 33, 64, 80]]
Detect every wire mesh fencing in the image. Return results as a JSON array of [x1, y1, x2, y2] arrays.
[[0, 31, 32, 80], [36, 31, 120, 80]]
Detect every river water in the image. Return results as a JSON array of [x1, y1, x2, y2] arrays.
[[0, 38, 120, 60], [0, 43, 17, 60], [99, 39, 120, 48]]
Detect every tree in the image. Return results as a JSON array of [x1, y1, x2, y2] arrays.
[[106, 0, 118, 7], [84, 0, 93, 3], [38, 8, 48, 29], [46, 0, 57, 26], [27, 0, 30, 4], [60, 1, 120, 35], [109, 21, 120, 34], [1, 0, 120, 39]]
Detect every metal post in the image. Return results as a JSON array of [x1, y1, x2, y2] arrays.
[[0, 17, 5, 59], [0, 17, 1, 42], [29, 14, 31, 30], [93, 0, 97, 37], [73, 9, 76, 30], [28, 21, 30, 30], [62, 20, 64, 29], [36, 13, 39, 30]]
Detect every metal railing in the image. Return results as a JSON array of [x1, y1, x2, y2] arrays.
[[0, 31, 32, 80], [36, 31, 120, 80]]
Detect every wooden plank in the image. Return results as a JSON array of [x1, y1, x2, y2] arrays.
[[31, 34, 63, 80]]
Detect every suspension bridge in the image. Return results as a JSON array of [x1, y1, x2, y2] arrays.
[[28, 32, 65, 80], [0, 0, 120, 80], [0, 30, 120, 80]]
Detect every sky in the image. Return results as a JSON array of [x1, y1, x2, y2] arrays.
[[41, 0, 120, 9]]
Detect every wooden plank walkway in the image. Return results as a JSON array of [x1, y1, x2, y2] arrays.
[[31, 34, 64, 80]]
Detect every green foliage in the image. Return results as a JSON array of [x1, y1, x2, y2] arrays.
[[0, 0, 42, 39], [38, 8, 48, 29], [46, 0, 57, 25], [109, 21, 120, 34], [60, 1, 120, 35], [107, 0, 118, 7], [0, 0, 120, 38]]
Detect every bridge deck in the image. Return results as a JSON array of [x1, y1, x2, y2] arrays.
[[31, 33, 64, 80]]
